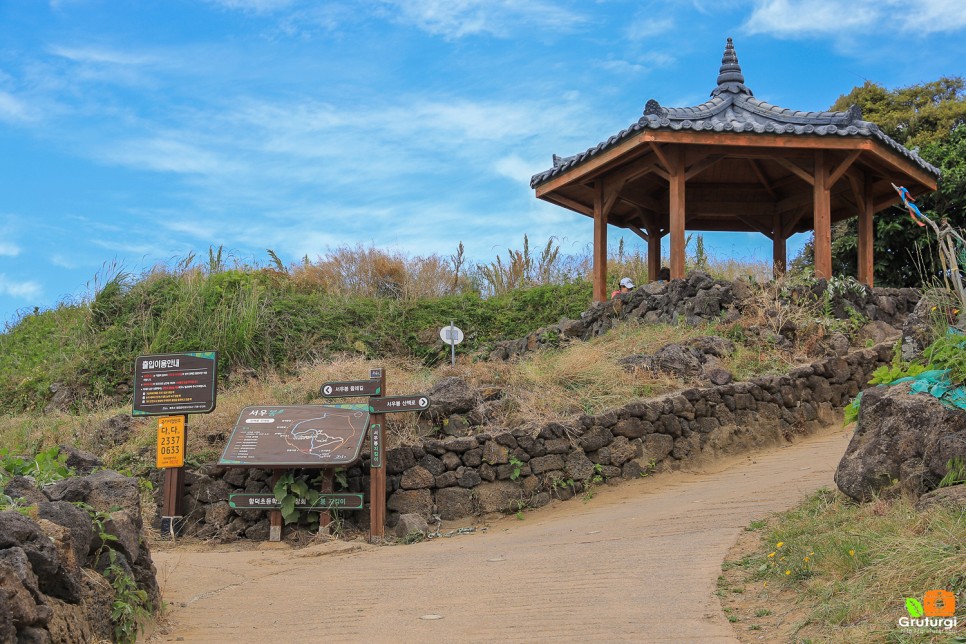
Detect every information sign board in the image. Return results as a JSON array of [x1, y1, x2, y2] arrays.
[[218, 404, 370, 467], [133, 352, 217, 416], [156, 416, 185, 468], [368, 395, 430, 414], [228, 493, 364, 511]]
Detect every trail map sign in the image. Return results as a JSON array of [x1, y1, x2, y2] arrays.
[[218, 404, 371, 467], [133, 352, 218, 416]]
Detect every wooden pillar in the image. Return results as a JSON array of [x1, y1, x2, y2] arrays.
[[668, 147, 686, 280], [858, 175, 875, 287], [319, 469, 334, 534], [813, 151, 832, 279], [648, 229, 661, 282], [592, 181, 608, 301], [772, 213, 786, 278], [368, 368, 387, 543]]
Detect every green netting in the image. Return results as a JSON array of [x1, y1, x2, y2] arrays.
[[885, 329, 966, 410], [890, 369, 966, 411]]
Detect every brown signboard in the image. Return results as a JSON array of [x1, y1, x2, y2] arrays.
[[133, 352, 217, 416], [320, 380, 381, 398], [368, 395, 430, 414], [218, 404, 370, 467], [228, 493, 364, 510]]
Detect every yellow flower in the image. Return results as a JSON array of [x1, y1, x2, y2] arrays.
[[932, 306, 938, 311], [776, 542, 784, 548], [767, 552, 776, 558], [763, 582, 768, 588], [849, 549, 855, 557], [804, 557, 810, 562], [785, 570, 791, 575]]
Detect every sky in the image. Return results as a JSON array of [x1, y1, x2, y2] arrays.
[[3, 1, 966, 325]]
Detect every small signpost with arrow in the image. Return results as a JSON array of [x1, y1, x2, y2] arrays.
[[317, 368, 430, 542]]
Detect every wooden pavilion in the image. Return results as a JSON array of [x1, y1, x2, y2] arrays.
[[530, 38, 940, 302]]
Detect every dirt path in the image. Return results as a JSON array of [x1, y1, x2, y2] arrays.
[[150, 427, 852, 643]]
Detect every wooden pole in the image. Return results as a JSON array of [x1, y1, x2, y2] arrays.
[[813, 150, 832, 279], [772, 213, 786, 278], [648, 228, 661, 282], [369, 368, 387, 543], [319, 469, 334, 534], [668, 147, 686, 280], [592, 181, 608, 301], [160, 414, 187, 538], [858, 175, 875, 287], [269, 469, 283, 542]]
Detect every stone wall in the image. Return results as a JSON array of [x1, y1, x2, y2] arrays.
[[1, 461, 159, 642], [169, 343, 895, 540], [488, 272, 920, 361]]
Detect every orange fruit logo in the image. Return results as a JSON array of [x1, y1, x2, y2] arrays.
[[923, 589, 956, 618]]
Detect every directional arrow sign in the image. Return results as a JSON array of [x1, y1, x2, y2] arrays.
[[368, 395, 431, 414], [228, 493, 365, 510], [319, 380, 381, 398]]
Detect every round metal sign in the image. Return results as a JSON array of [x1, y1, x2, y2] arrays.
[[439, 325, 464, 345]]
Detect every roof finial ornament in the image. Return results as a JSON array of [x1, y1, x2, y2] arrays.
[[712, 37, 752, 97]]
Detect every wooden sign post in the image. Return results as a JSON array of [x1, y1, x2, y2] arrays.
[[318, 368, 430, 543], [134, 351, 217, 538], [368, 368, 387, 542]]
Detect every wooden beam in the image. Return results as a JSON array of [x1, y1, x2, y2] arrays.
[[772, 156, 815, 186], [736, 215, 773, 238], [668, 146, 686, 280], [649, 142, 672, 173], [748, 159, 777, 198], [640, 129, 875, 151], [828, 150, 862, 187], [858, 174, 875, 287], [544, 194, 593, 217], [685, 154, 723, 181], [847, 172, 866, 215], [813, 150, 832, 279], [783, 208, 807, 238], [593, 181, 608, 302], [628, 223, 649, 242]]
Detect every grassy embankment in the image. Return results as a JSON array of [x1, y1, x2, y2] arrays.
[[0, 239, 778, 473], [721, 489, 966, 642]]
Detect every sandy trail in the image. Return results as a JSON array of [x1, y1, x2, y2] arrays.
[[150, 427, 851, 643]]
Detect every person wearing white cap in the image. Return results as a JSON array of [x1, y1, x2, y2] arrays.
[[611, 277, 635, 298]]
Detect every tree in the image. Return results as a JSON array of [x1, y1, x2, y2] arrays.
[[793, 78, 966, 286]]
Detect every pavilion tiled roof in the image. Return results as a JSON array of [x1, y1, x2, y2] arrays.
[[530, 38, 940, 188]]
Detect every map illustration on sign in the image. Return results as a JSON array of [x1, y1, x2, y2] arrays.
[[218, 404, 371, 467]]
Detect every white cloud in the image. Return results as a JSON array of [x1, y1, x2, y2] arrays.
[[204, 0, 297, 13], [744, 0, 966, 37], [625, 17, 674, 41], [378, 0, 586, 38], [597, 53, 674, 75], [0, 92, 32, 122], [494, 155, 542, 185], [0, 275, 42, 299], [48, 45, 159, 66], [0, 242, 20, 257], [100, 137, 244, 175]]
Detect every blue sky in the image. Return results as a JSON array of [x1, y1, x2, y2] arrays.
[[2, 1, 966, 325]]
